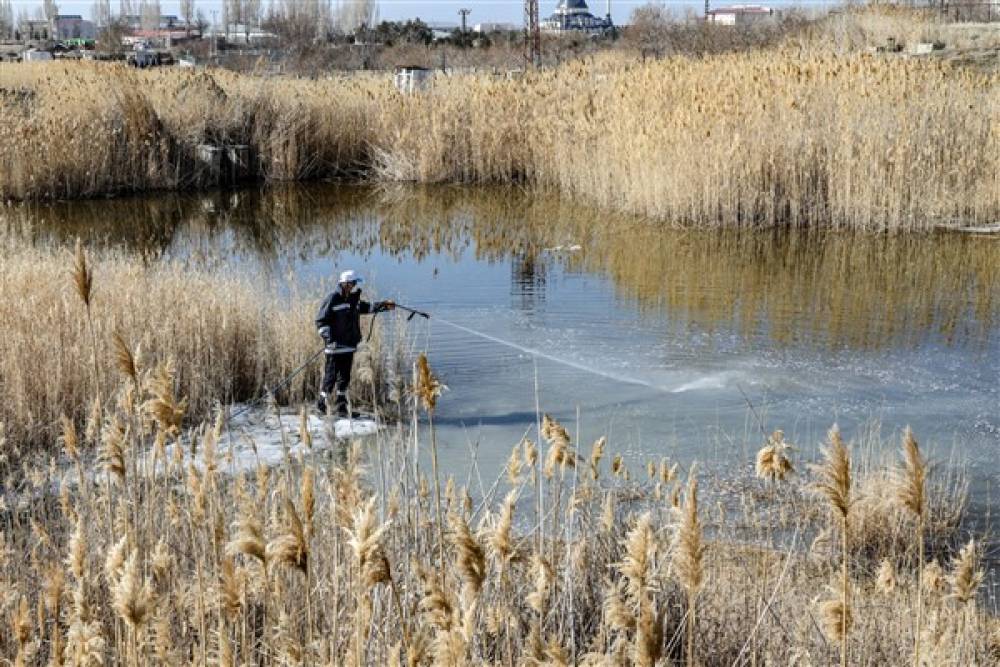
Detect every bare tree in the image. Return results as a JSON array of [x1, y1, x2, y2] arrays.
[[627, 1, 672, 58], [180, 0, 195, 35], [243, 0, 261, 42], [91, 0, 111, 27], [0, 0, 14, 40], [139, 0, 161, 31], [338, 0, 377, 35], [265, 0, 322, 45]]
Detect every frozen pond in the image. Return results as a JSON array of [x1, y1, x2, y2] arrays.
[[14, 184, 1000, 517]]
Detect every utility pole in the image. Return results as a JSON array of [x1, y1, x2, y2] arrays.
[[458, 8, 470, 35], [211, 9, 217, 57], [523, 0, 539, 66]]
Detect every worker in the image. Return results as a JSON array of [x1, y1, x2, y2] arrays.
[[315, 270, 394, 417]]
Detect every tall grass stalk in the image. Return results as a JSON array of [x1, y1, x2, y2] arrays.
[[895, 427, 927, 666], [815, 426, 853, 667]]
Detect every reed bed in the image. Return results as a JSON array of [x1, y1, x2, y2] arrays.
[[0, 227, 389, 466], [0, 341, 994, 666], [1, 14, 996, 230]]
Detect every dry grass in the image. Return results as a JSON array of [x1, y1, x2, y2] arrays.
[[0, 341, 993, 666], [0, 227, 389, 467], [1, 9, 997, 230]]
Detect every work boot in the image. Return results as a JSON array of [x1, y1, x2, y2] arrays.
[[316, 394, 327, 414], [336, 403, 349, 419]]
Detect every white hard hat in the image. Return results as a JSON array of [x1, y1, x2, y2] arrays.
[[338, 269, 363, 285]]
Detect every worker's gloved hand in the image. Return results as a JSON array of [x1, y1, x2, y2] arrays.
[[324, 343, 337, 354]]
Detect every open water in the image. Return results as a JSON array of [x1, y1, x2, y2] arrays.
[[14, 183, 1000, 522]]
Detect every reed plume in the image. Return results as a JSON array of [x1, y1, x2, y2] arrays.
[[227, 516, 267, 566], [59, 414, 81, 463], [876, 558, 897, 594], [946, 539, 983, 605], [814, 425, 852, 667], [589, 436, 607, 480], [73, 238, 93, 309], [621, 512, 656, 603], [506, 442, 523, 484], [673, 466, 704, 666], [922, 560, 947, 597], [488, 490, 518, 570], [65, 514, 87, 582], [219, 557, 242, 619], [541, 413, 575, 479], [112, 551, 155, 630], [415, 353, 445, 414], [451, 512, 486, 597], [755, 429, 794, 482], [112, 332, 138, 384], [820, 594, 853, 644], [144, 360, 188, 437], [266, 498, 309, 574], [416, 353, 447, 576], [894, 427, 927, 666]]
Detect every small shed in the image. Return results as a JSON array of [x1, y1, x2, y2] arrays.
[[22, 49, 54, 62], [394, 66, 433, 95]]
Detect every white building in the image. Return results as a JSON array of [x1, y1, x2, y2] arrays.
[[473, 22, 517, 34], [705, 5, 778, 26], [394, 65, 432, 94], [540, 0, 613, 35]]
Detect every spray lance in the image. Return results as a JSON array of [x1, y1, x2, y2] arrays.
[[364, 301, 430, 342]]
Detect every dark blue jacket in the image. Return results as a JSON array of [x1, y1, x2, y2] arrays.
[[316, 289, 372, 349]]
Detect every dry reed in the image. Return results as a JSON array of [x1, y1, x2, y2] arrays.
[[1, 11, 996, 231]]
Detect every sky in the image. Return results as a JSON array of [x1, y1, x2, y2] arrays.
[[6, 0, 833, 27]]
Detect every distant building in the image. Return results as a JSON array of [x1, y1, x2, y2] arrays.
[[203, 25, 275, 45], [22, 48, 53, 61], [473, 22, 517, 34], [53, 15, 96, 41], [540, 0, 613, 35], [705, 5, 778, 26], [122, 15, 200, 47], [394, 65, 433, 94], [121, 14, 187, 31], [19, 19, 51, 41]]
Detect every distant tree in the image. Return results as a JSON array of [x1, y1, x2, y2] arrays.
[[42, 0, 58, 23], [180, 0, 194, 35], [97, 15, 127, 51], [0, 0, 14, 40], [372, 19, 431, 46], [139, 0, 161, 31], [243, 0, 261, 42], [194, 8, 209, 37], [338, 0, 377, 36], [91, 0, 111, 27], [627, 1, 672, 58], [263, 0, 324, 46]]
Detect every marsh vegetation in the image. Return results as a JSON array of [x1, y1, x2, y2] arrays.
[[1, 10, 996, 229]]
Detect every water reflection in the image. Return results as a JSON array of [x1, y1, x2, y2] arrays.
[[7, 183, 999, 351]]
